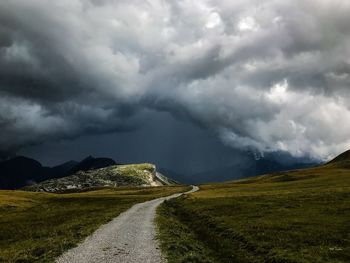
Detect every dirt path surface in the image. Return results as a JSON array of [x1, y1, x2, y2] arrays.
[[56, 186, 199, 263]]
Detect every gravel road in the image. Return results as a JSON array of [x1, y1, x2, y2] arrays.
[[56, 185, 199, 263]]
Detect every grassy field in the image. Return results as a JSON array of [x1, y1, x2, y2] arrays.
[[0, 185, 189, 262], [157, 163, 350, 263]]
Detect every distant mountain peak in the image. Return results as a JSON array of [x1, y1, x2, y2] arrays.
[[11, 155, 42, 164], [0, 155, 118, 190], [70, 156, 117, 174], [1, 156, 42, 168], [82, 155, 94, 161], [0, 156, 43, 189]]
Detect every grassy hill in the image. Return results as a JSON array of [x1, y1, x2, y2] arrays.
[[0, 185, 189, 262], [157, 152, 350, 263], [25, 163, 176, 192]]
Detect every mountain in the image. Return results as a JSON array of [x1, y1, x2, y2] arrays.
[[0, 151, 319, 189], [187, 154, 318, 184], [25, 163, 177, 192], [253, 157, 317, 175], [50, 160, 79, 178], [0, 156, 44, 189], [70, 156, 117, 174], [0, 156, 117, 190]]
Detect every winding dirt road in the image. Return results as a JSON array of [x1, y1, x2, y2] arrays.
[[56, 185, 198, 263]]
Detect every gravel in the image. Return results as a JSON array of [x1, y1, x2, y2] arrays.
[[56, 186, 198, 263]]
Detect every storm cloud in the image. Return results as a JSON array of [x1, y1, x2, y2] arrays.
[[1, 0, 350, 160]]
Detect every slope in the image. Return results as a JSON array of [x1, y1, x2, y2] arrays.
[[157, 150, 350, 263], [25, 163, 176, 192]]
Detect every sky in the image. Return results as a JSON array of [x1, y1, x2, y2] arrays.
[[1, 0, 350, 175], [19, 111, 252, 177]]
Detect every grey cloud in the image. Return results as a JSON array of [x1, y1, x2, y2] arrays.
[[1, 0, 350, 160]]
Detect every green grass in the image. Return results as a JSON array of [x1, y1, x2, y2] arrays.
[[0, 185, 189, 262], [115, 163, 156, 180], [157, 165, 350, 263]]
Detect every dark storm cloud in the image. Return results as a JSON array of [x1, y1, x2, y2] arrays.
[[1, 0, 350, 159]]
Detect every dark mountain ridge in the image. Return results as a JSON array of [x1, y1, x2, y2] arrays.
[[0, 156, 117, 189], [180, 152, 319, 184], [0, 156, 44, 189], [0, 149, 344, 189], [70, 156, 116, 174]]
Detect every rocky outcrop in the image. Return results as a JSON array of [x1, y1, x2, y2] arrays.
[[24, 163, 176, 193]]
